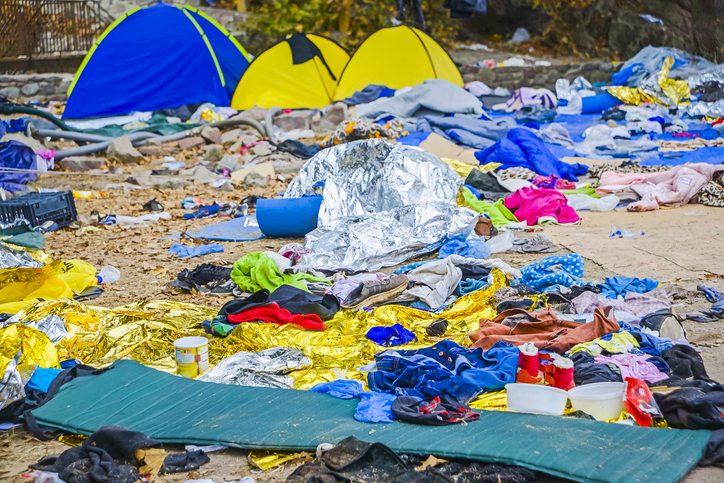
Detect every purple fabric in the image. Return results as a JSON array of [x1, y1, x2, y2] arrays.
[[594, 353, 669, 383], [504, 187, 580, 226], [573, 288, 670, 318]]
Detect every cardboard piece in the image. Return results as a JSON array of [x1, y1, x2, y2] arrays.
[[419, 133, 479, 165], [231, 161, 276, 182]]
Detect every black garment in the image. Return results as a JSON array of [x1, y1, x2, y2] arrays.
[[391, 396, 480, 426], [218, 284, 340, 322], [601, 108, 626, 121], [701, 429, 724, 468], [661, 344, 714, 383], [396, 0, 426, 31], [275, 140, 321, 159], [31, 426, 210, 483], [161, 450, 210, 473], [443, 0, 486, 19], [496, 299, 539, 312], [286, 33, 337, 80], [30, 426, 162, 483], [565, 285, 602, 299], [570, 352, 622, 386], [458, 263, 492, 281], [287, 436, 452, 483], [653, 383, 724, 430], [155, 103, 204, 122], [463, 170, 510, 201], [694, 81, 724, 102]]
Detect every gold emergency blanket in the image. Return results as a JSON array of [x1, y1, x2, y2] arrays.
[[14, 270, 508, 386], [0, 323, 59, 375], [608, 56, 690, 106]]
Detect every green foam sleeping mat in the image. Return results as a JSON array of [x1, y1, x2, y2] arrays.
[[31, 360, 709, 483]]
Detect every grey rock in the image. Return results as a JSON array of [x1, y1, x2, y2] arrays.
[[20, 83, 40, 96], [0, 87, 20, 98], [244, 171, 268, 188], [107, 135, 145, 164], [201, 126, 222, 145], [228, 140, 241, 153], [312, 118, 336, 134], [204, 145, 223, 162], [249, 143, 272, 156], [37, 82, 56, 96], [233, 106, 268, 122], [178, 136, 206, 150], [217, 154, 240, 171], [321, 103, 347, 126], [220, 129, 241, 146], [139, 145, 175, 156], [60, 156, 107, 172], [273, 110, 314, 132], [57, 80, 71, 96], [238, 132, 259, 146], [269, 152, 307, 175]]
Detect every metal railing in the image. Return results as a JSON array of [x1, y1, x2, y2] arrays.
[[0, 0, 112, 60]]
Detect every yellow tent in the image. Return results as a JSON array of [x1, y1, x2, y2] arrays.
[[334, 26, 463, 101], [231, 33, 350, 110]]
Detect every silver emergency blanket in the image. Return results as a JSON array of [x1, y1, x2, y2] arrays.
[[0, 351, 25, 411], [2, 315, 67, 344], [686, 64, 724, 91], [0, 244, 43, 270], [286, 139, 478, 272], [198, 347, 312, 389], [686, 98, 724, 118]]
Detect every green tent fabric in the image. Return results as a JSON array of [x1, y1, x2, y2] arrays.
[[84, 113, 201, 137], [462, 187, 518, 227], [231, 252, 329, 293], [31, 360, 710, 483]]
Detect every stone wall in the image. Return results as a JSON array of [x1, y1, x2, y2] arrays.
[[460, 60, 620, 90], [0, 74, 74, 101]]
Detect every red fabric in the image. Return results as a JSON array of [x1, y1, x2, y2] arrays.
[[226, 303, 325, 330]]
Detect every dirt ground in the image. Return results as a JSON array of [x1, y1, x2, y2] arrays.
[[2, 184, 724, 483]]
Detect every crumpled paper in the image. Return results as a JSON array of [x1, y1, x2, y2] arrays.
[[285, 139, 478, 272], [198, 347, 312, 388], [13, 270, 509, 387]]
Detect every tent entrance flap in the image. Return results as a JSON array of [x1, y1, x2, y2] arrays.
[[287, 33, 337, 81], [30, 360, 710, 483]]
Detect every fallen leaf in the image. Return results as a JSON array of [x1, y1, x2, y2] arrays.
[[416, 455, 448, 472], [136, 447, 168, 481]]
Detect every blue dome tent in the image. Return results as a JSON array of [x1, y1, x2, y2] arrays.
[[63, 3, 251, 119]]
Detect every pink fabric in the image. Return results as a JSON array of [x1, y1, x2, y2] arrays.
[[596, 171, 657, 194], [504, 187, 580, 226], [627, 163, 724, 212]]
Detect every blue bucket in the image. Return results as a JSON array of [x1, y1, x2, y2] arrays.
[[256, 195, 323, 237]]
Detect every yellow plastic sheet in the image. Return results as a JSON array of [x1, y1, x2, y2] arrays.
[[0, 323, 59, 375], [0, 259, 97, 314], [14, 270, 508, 383], [569, 331, 639, 356], [248, 451, 309, 471], [468, 390, 507, 411]]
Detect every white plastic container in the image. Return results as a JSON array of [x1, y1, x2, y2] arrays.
[[174, 336, 209, 378], [567, 382, 625, 420], [505, 383, 569, 416], [98, 265, 121, 284]]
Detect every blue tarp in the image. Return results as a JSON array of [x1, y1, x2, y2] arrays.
[[0, 140, 37, 185], [64, 3, 250, 118], [166, 215, 264, 242]]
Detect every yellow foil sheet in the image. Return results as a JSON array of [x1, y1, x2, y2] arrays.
[[248, 451, 309, 471], [441, 158, 501, 177], [468, 390, 507, 411], [0, 323, 59, 375], [608, 56, 690, 107], [14, 270, 508, 384]]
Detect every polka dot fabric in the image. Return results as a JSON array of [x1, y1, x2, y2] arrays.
[[520, 254, 585, 291]]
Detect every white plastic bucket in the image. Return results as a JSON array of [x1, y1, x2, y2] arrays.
[[505, 383, 569, 416], [174, 336, 209, 378], [567, 382, 625, 420]]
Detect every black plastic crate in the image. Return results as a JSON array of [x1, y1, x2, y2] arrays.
[[0, 191, 78, 228]]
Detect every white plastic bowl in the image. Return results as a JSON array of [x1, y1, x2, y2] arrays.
[[505, 383, 569, 416], [567, 382, 625, 420]]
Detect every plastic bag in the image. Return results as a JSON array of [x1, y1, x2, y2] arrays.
[[565, 194, 620, 212], [610, 227, 645, 239], [354, 392, 396, 423], [487, 230, 514, 253], [623, 377, 663, 427]]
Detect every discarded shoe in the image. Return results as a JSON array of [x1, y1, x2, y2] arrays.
[[142, 198, 164, 212], [178, 263, 232, 286], [342, 274, 409, 310]]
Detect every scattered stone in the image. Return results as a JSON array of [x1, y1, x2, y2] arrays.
[[322, 103, 347, 126], [312, 118, 337, 134], [0, 87, 20, 98], [107, 135, 145, 164], [20, 83, 40, 96], [1, 132, 47, 152], [268, 152, 308, 175], [139, 145, 175, 156], [204, 146, 223, 162], [233, 106, 268, 122], [244, 171, 268, 188], [60, 156, 107, 172], [220, 129, 241, 146], [249, 143, 272, 156], [201, 126, 222, 145], [273, 110, 314, 132], [157, 178, 192, 190], [228, 141, 241, 153], [217, 154, 240, 171], [178, 136, 205, 150], [238, 133, 260, 146]]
